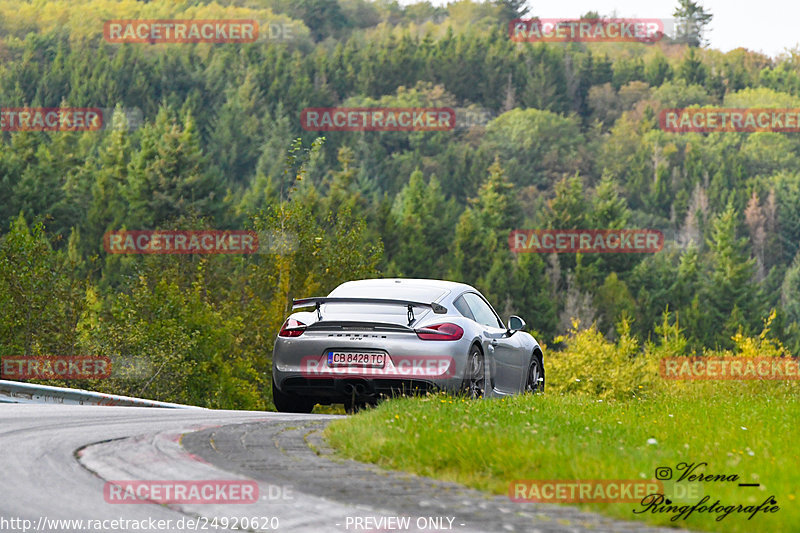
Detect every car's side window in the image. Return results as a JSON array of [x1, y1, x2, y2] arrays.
[[453, 295, 476, 321], [462, 293, 504, 329]]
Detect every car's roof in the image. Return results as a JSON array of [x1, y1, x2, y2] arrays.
[[332, 278, 476, 293]]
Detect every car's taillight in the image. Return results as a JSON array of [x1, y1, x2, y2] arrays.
[[415, 323, 464, 341], [279, 318, 306, 337]]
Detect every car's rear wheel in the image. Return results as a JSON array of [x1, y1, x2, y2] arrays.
[[463, 345, 485, 399], [524, 352, 545, 393], [272, 379, 315, 413]]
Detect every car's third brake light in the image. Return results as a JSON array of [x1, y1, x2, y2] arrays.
[[415, 323, 464, 340], [279, 318, 306, 337]]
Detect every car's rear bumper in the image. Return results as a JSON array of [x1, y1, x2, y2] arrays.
[[272, 331, 473, 401], [278, 376, 440, 402]]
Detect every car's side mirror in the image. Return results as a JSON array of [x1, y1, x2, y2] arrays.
[[507, 315, 526, 335]]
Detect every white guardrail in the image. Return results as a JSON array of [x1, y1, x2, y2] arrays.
[[0, 380, 202, 408]]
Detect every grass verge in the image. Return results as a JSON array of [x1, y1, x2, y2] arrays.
[[325, 386, 798, 532], [324, 316, 799, 532]]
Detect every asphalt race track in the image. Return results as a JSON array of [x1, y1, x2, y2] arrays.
[[0, 405, 689, 533]]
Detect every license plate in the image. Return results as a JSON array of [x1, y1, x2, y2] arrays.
[[327, 351, 386, 368]]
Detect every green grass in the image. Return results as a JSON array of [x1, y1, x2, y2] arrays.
[[312, 403, 346, 415], [324, 383, 799, 532]]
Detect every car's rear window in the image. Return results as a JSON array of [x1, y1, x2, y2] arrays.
[[453, 295, 476, 320]]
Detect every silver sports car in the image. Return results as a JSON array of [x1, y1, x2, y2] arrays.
[[271, 278, 544, 412]]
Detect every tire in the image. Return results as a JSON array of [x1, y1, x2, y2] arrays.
[[524, 352, 545, 393], [272, 379, 315, 413], [462, 344, 485, 399]]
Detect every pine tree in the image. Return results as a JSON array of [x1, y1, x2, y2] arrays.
[[450, 157, 521, 284], [321, 145, 366, 217], [781, 251, 800, 326], [547, 174, 588, 230], [509, 252, 557, 341], [85, 107, 132, 255], [206, 71, 264, 186], [124, 106, 224, 228], [699, 205, 761, 346], [645, 55, 673, 86], [774, 172, 800, 265], [678, 48, 708, 85], [391, 170, 456, 278], [673, 0, 714, 47]]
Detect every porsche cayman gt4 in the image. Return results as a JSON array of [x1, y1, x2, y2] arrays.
[[272, 278, 544, 413]]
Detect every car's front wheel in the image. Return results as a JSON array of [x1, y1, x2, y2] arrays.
[[272, 379, 315, 413], [524, 352, 545, 393]]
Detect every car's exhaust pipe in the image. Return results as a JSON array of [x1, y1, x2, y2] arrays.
[[341, 381, 371, 399]]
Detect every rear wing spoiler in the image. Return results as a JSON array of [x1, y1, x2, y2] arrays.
[[292, 297, 447, 325]]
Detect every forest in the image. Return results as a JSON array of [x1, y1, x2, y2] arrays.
[[1, 0, 799, 408]]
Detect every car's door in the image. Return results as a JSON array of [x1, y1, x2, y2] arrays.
[[460, 292, 524, 393]]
